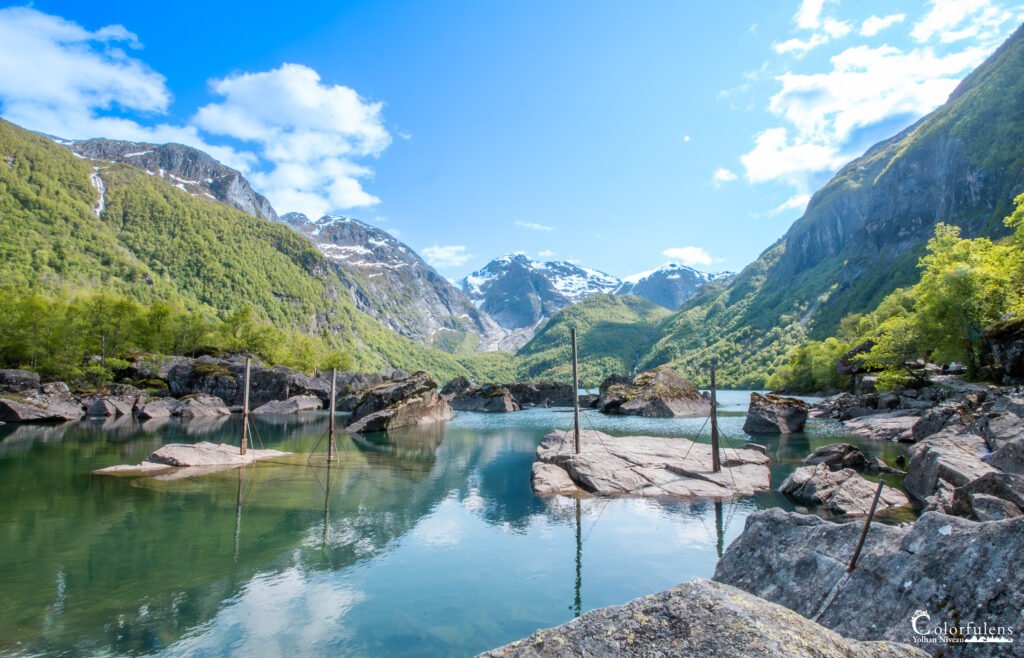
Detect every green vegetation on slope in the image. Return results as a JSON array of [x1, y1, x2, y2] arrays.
[[769, 196, 1024, 392], [516, 295, 671, 386], [0, 119, 485, 384]]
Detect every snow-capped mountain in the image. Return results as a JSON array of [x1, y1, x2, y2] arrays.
[[282, 213, 508, 351], [460, 254, 620, 332], [616, 263, 734, 310]]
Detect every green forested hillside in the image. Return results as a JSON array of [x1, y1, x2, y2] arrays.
[[635, 23, 1024, 387], [0, 119, 487, 383], [516, 295, 670, 386]]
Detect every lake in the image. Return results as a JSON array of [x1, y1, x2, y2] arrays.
[[0, 391, 913, 657]]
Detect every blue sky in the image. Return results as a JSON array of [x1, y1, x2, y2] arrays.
[[1, 1, 1021, 280]]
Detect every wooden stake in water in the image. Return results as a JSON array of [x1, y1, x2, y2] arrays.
[[240, 357, 251, 456], [710, 358, 721, 473], [573, 496, 582, 617], [328, 368, 338, 464], [571, 327, 581, 455], [848, 479, 885, 572]]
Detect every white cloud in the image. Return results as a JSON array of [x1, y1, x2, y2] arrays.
[[860, 14, 906, 37], [538, 249, 556, 258], [194, 63, 390, 217], [712, 167, 738, 186], [911, 0, 1012, 44], [773, 33, 829, 56], [683, 135, 691, 142], [514, 220, 554, 232], [422, 245, 471, 269], [774, 194, 811, 214], [794, 0, 826, 30], [661, 246, 714, 267], [741, 127, 845, 184], [822, 18, 852, 39]]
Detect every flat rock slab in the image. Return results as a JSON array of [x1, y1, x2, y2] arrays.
[[478, 578, 925, 658], [779, 464, 909, 516], [93, 441, 290, 476], [533, 429, 770, 498], [843, 410, 921, 442]]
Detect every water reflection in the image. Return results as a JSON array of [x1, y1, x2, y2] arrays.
[[0, 397, 914, 657]]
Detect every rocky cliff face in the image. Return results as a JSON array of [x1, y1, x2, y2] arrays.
[[65, 139, 278, 222], [282, 213, 508, 351], [616, 263, 732, 309], [460, 254, 619, 331]]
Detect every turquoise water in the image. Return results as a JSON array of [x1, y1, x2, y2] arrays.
[[0, 391, 912, 657]]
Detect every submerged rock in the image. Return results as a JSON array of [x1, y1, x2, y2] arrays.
[[251, 395, 321, 415], [598, 366, 710, 418], [346, 371, 452, 433], [743, 392, 808, 434], [93, 441, 290, 477], [714, 508, 1024, 654], [478, 578, 925, 658], [533, 429, 770, 498], [778, 464, 909, 516]]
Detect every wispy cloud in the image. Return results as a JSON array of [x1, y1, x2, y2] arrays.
[[514, 220, 555, 232], [538, 249, 556, 258], [422, 245, 471, 269], [860, 14, 906, 37], [712, 167, 738, 186], [662, 246, 713, 267]]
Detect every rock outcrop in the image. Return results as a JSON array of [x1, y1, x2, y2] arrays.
[[983, 316, 1024, 383], [346, 372, 452, 433], [178, 394, 231, 418], [450, 385, 521, 412], [0, 395, 83, 423], [714, 508, 1024, 654], [251, 395, 322, 415], [598, 366, 711, 418], [903, 429, 996, 506], [478, 578, 925, 658], [743, 392, 808, 433], [533, 429, 770, 498], [803, 443, 901, 474], [778, 464, 909, 516], [0, 369, 41, 393], [506, 381, 575, 407]]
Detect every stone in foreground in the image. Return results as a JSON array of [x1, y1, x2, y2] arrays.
[[477, 578, 925, 658], [533, 429, 770, 498], [778, 464, 909, 516], [714, 508, 1024, 655], [743, 392, 808, 434], [93, 441, 290, 476], [598, 366, 711, 418]]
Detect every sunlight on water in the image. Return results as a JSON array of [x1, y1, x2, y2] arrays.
[[0, 392, 913, 657]]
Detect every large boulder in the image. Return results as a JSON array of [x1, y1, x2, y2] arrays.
[[714, 508, 1024, 654], [842, 409, 921, 442], [598, 366, 711, 418], [0, 394, 83, 423], [478, 578, 925, 658], [439, 375, 472, 399], [904, 429, 996, 505], [179, 394, 231, 418], [983, 316, 1024, 382], [0, 369, 41, 393], [251, 395, 321, 415], [949, 472, 1024, 521], [451, 385, 521, 412], [778, 464, 909, 516], [346, 372, 453, 433], [743, 392, 808, 434], [135, 398, 183, 419], [507, 381, 575, 407]]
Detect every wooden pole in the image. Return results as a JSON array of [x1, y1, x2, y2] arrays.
[[322, 462, 332, 549], [848, 480, 885, 572], [328, 368, 337, 464], [572, 327, 581, 455], [710, 358, 720, 473], [233, 465, 244, 561], [714, 499, 725, 558], [240, 357, 251, 456]]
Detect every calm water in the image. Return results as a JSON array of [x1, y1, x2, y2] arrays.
[[0, 391, 913, 657]]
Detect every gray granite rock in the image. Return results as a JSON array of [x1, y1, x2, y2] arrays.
[[0, 369, 40, 393], [778, 464, 909, 516], [598, 366, 711, 418], [179, 394, 231, 418], [0, 395, 83, 422], [743, 392, 808, 433], [251, 395, 321, 415], [904, 429, 996, 503], [478, 578, 925, 658], [714, 508, 1024, 655]]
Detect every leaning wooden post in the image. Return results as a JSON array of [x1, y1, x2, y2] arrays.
[[327, 367, 338, 464], [848, 479, 885, 572], [571, 327, 581, 455], [240, 357, 251, 456], [710, 358, 721, 473]]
